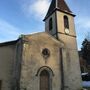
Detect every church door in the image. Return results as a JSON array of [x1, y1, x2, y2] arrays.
[[40, 70, 50, 90]]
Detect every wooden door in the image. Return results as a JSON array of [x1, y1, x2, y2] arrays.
[[40, 70, 50, 90]]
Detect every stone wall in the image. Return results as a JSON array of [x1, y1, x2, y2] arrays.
[[20, 33, 63, 90], [0, 44, 16, 90]]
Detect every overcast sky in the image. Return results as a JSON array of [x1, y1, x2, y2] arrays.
[[0, 0, 90, 50]]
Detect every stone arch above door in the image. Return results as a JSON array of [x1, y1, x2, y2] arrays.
[[36, 66, 54, 77]]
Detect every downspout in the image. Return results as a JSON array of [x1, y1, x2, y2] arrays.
[[15, 38, 23, 90], [18, 36, 25, 90], [55, 11, 58, 39], [60, 48, 64, 90], [55, 0, 58, 39], [18, 38, 23, 90]]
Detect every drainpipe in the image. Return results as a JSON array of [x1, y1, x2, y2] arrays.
[[60, 48, 64, 90]]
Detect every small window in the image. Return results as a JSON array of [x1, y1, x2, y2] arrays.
[[0, 80, 2, 90], [64, 16, 69, 29], [42, 48, 50, 58], [49, 18, 53, 30]]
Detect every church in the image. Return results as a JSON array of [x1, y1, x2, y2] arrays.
[[0, 0, 82, 90]]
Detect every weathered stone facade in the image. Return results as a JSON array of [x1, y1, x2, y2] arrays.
[[0, 41, 17, 90], [20, 33, 63, 90], [0, 32, 82, 90]]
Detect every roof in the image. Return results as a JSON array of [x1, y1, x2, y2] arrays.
[[44, 0, 74, 20], [24, 32, 65, 47], [0, 39, 19, 47], [57, 0, 71, 12]]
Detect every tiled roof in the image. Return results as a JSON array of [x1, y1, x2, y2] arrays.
[[44, 0, 73, 20], [58, 0, 71, 12]]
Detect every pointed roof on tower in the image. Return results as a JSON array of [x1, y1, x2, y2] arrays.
[[44, 0, 75, 21]]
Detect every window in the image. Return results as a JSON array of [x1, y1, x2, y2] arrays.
[[0, 80, 2, 90], [64, 16, 69, 29], [49, 18, 53, 30], [42, 48, 50, 58], [40, 70, 50, 90]]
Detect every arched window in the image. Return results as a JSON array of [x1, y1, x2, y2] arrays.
[[64, 16, 69, 29], [49, 18, 53, 31], [40, 70, 50, 90]]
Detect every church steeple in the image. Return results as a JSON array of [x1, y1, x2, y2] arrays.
[[44, 0, 76, 39], [43, 1, 82, 89], [44, 0, 74, 21]]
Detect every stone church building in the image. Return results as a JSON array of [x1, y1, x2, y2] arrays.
[[0, 0, 82, 90]]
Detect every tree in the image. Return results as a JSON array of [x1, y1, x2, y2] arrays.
[[81, 38, 90, 80], [81, 38, 90, 65]]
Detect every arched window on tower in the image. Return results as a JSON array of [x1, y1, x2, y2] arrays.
[[49, 18, 53, 31], [64, 16, 69, 29], [40, 70, 50, 90]]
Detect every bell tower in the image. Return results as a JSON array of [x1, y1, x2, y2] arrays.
[[44, 0, 82, 90], [44, 0, 76, 49]]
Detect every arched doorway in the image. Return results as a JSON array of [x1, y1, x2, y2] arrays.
[[40, 70, 50, 90]]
